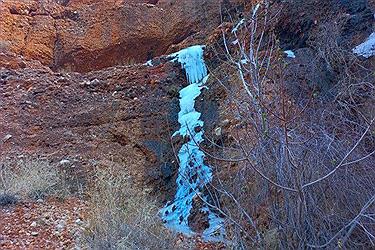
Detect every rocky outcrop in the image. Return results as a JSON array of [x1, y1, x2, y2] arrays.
[[0, 0, 235, 72], [0, 0, 251, 203]]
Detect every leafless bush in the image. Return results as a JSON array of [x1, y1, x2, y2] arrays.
[[205, 1, 375, 249], [83, 166, 175, 250]]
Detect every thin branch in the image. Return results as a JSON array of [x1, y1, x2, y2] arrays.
[[302, 118, 374, 189]]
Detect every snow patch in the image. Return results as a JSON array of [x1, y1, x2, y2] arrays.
[[353, 32, 375, 58], [232, 39, 239, 45], [241, 58, 249, 64]]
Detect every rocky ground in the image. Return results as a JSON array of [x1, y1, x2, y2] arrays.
[[0, 198, 86, 249], [0, 199, 225, 249]]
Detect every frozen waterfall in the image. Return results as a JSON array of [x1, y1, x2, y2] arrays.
[[160, 45, 225, 241]]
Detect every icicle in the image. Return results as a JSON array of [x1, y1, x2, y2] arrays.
[[169, 45, 208, 84], [160, 45, 225, 241]]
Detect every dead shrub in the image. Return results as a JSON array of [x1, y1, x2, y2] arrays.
[[83, 166, 175, 250]]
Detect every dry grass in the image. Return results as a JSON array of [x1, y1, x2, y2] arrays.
[[83, 166, 175, 250], [0, 157, 70, 202]]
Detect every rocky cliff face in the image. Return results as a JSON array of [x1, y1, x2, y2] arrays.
[[0, 0, 237, 72], [0, 0, 250, 197]]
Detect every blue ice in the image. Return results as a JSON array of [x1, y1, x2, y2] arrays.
[[161, 45, 225, 241], [284, 50, 296, 58], [353, 32, 375, 58]]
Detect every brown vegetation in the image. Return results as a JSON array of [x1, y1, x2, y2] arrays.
[[83, 165, 176, 249], [0, 157, 70, 202]]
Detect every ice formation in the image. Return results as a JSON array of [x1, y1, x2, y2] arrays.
[[284, 50, 296, 58], [353, 32, 375, 58], [160, 45, 225, 241]]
